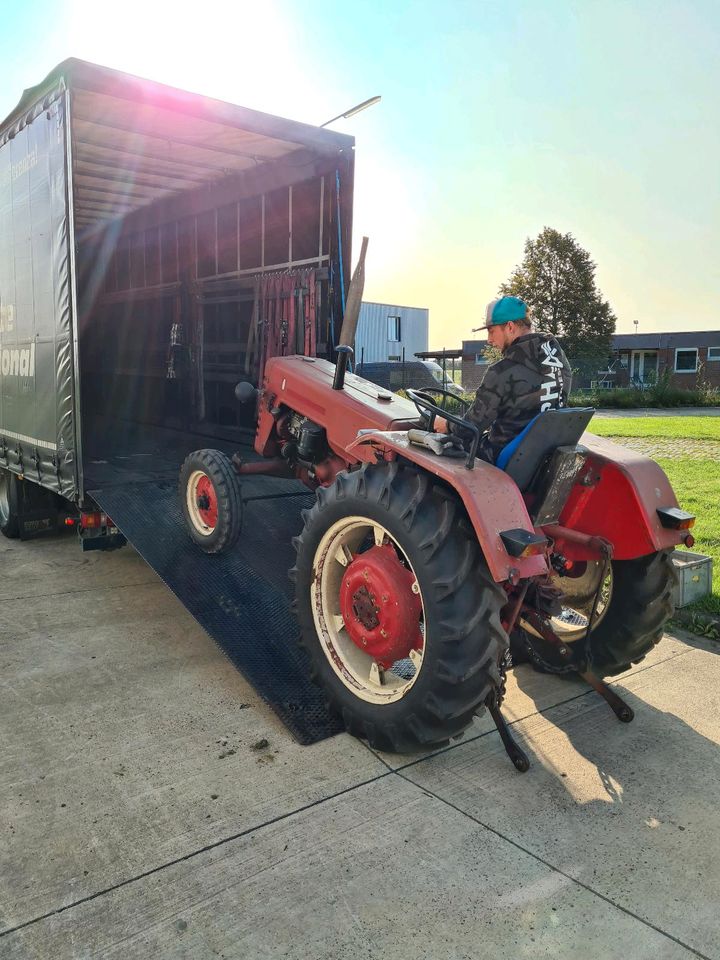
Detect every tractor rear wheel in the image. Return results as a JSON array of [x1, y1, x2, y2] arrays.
[[583, 550, 676, 676], [292, 462, 508, 753], [0, 469, 20, 539], [519, 550, 676, 677], [179, 449, 243, 554]]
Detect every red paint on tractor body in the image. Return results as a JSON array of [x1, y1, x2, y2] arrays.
[[340, 544, 422, 669], [254, 355, 690, 581], [255, 356, 419, 461], [554, 433, 685, 560]]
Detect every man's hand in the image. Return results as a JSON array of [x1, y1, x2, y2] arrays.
[[434, 416, 449, 433]]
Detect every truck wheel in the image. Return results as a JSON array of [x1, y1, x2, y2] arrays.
[[0, 470, 20, 539], [291, 462, 508, 753], [179, 450, 243, 554], [522, 550, 676, 677]]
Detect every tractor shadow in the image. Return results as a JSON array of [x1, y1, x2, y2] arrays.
[[507, 632, 720, 813]]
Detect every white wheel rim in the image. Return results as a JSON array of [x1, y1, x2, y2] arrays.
[[185, 469, 216, 536], [524, 561, 613, 642], [311, 516, 426, 705]]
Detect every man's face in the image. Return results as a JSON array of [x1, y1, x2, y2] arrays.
[[486, 321, 517, 352]]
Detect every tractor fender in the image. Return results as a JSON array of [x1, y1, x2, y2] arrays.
[[345, 431, 548, 583], [559, 433, 684, 560]]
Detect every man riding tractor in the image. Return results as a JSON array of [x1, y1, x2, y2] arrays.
[[436, 295, 572, 464]]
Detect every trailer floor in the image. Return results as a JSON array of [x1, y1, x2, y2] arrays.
[[84, 418, 342, 745]]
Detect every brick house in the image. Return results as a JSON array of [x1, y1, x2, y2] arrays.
[[604, 331, 720, 390], [460, 330, 720, 393]]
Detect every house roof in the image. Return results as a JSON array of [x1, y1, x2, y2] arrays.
[[461, 330, 720, 355], [611, 331, 720, 349]]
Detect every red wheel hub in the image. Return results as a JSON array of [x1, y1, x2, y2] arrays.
[[195, 475, 218, 529], [340, 544, 422, 668]]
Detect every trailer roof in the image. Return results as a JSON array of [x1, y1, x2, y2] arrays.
[[1, 58, 354, 230]]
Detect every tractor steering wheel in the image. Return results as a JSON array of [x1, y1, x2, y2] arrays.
[[406, 387, 471, 428], [405, 387, 472, 422], [406, 388, 480, 470]]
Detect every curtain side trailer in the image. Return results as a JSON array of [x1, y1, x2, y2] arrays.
[[0, 58, 354, 545]]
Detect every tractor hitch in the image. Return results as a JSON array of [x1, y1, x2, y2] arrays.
[[488, 582, 635, 773]]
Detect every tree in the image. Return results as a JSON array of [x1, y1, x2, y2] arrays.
[[500, 228, 616, 377]]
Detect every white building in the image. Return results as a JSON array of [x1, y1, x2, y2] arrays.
[[354, 301, 429, 364]]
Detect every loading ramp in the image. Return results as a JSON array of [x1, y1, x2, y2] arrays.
[[84, 425, 342, 745]]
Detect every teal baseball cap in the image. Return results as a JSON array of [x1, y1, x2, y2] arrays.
[[485, 296, 528, 327]]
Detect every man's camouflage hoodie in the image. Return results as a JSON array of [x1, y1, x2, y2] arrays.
[[456, 332, 572, 463]]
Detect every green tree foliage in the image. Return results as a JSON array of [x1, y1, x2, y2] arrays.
[[483, 344, 504, 364], [500, 227, 616, 376]]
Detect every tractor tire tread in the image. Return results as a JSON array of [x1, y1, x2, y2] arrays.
[[292, 462, 508, 753], [586, 549, 677, 676], [179, 449, 243, 555]]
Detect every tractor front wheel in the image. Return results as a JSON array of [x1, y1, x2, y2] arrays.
[[292, 463, 508, 753], [179, 449, 243, 554]]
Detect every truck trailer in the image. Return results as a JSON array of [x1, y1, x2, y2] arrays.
[[0, 59, 354, 743]]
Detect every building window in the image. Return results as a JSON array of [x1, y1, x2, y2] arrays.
[[675, 348, 698, 373], [619, 353, 629, 368], [388, 354, 401, 361], [475, 353, 489, 365], [708, 347, 720, 361], [387, 315, 401, 342]]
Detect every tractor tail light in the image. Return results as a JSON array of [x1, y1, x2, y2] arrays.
[[657, 507, 696, 531], [500, 529, 548, 559]]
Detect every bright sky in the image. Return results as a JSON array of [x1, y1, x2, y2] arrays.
[[2, 0, 718, 348]]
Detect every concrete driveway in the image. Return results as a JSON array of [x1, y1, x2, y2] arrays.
[[1, 532, 718, 959]]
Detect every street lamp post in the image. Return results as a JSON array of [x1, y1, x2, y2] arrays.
[[320, 96, 381, 127]]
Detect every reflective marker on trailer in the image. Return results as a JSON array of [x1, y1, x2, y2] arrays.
[[79, 512, 118, 530]]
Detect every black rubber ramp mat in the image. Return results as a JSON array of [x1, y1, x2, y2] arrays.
[[89, 481, 344, 745]]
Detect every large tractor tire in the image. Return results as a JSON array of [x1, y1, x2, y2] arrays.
[[0, 469, 20, 539], [179, 449, 243, 554], [520, 549, 676, 677], [292, 462, 508, 753]]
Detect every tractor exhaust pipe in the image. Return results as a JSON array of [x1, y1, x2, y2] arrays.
[[332, 346, 353, 390]]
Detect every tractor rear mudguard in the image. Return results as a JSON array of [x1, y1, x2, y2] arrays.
[[345, 430, 548, 584], [557, 432, 685, 561]]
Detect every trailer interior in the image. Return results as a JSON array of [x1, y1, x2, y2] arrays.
[[52, 60, 353, 476], [1, 60, 356, 742]]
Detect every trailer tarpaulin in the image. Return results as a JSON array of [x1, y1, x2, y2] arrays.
[[0, 90, 77, 498]]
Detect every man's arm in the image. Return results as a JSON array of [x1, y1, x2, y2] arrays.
[[439, 367, 503, 438], [462, 370, 503, 434]]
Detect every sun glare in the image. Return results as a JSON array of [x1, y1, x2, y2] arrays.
[[64, 0, 300, 116]]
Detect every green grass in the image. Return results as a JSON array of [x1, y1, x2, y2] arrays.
[[589, 416, 720, 441], [656, 459, 720, 616]]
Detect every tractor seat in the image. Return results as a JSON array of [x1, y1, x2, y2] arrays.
[[496, 407, 595, 491]]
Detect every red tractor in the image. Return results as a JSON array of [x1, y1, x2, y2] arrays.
[[178, 246, 695, 769]]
